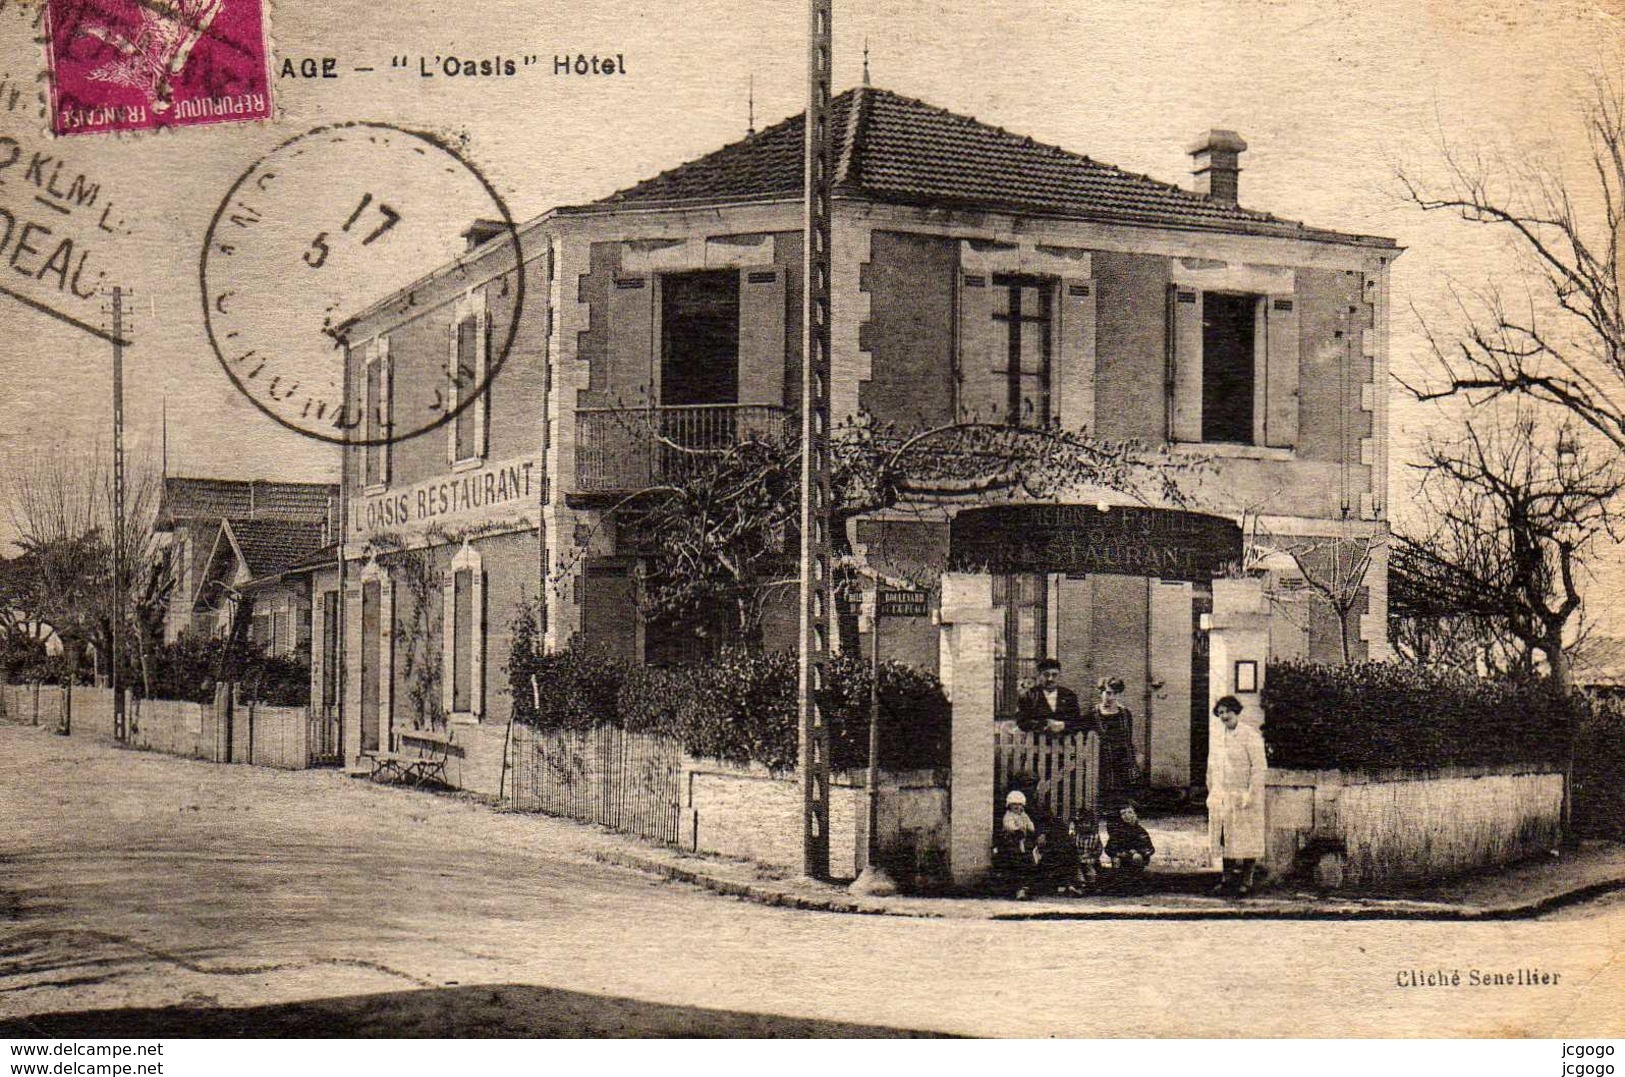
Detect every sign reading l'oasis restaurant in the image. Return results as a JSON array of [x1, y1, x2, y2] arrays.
[[349, 456, 540, 540], [949, 505, 1243, 582]]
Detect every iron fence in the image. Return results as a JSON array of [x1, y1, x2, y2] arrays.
[[574, 404, 791, 493]]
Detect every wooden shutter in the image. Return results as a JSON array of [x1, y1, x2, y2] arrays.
[[737, 267, 786, 406], [609, 273, 654, 404], [1169, 286, 1203, 442], [380, 347, 393, 485], [480, 313, 492, 458], [1056, 278, 1097, 432], [958, 271, 999, 422], [1264, 295, 1300, 448]]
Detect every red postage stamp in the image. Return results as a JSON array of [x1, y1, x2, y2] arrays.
[[43, 0, 273, 136]]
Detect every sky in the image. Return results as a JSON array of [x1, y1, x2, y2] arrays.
[[3, 0, 1622, 599]]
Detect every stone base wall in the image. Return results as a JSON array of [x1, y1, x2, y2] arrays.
[[1265, 763, 1564, 889], [680, 760, 949, 887]]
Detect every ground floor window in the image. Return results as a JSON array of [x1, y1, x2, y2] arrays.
[[442, 544, 485, 721], [993, 573, 1049, 717]]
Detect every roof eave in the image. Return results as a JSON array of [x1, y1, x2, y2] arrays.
[[557, 188, 1400, 249]]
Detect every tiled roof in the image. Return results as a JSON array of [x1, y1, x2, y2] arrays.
[[568, 86, 1395, 246], [158, 477, 337, 529], [1574, 637, 1625, 687], [226, 519, 329, 579]]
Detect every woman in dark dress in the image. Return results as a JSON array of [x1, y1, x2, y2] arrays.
[[1092, 676, 1141, 811]]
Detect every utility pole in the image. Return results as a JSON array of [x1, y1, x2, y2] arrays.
[[110, 286, 127, 743], [798, 0, 835, 880]]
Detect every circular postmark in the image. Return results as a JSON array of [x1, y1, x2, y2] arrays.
[[200, 121, 524, 446]]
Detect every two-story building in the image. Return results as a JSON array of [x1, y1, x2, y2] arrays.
[[335, 86, 1398, 793]]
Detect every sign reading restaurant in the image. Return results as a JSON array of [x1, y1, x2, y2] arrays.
[[949, 505, 1243, 583], [351, 456, 540, 539]]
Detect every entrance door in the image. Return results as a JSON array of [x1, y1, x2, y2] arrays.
[[360, 579, 381, 753], [1147, 581, 1194, 787], [1190, 587, 1213, 787]]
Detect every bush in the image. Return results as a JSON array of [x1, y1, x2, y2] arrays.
[[1262, 661, 1571, 771], [135, 633, 309, 705], [506, 613, 951, 772], [1575, 693, 1625, 841]]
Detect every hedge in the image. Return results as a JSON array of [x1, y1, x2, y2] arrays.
[[1261, 661, 1571, 771], [1574, 693, 1625, 841], [507, 632, 950, 773]]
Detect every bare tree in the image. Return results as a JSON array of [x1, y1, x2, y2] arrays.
[[1393, 410, 1624, 692], [1397, 73, 1625, 449], [1252, 528, 1387, 665], [4, 444, 171, 693]]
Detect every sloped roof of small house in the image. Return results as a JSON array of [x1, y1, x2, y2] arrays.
[[157, 477, 337, 530], [563, 85, 1397, 247], [192, 518, 329, 610]]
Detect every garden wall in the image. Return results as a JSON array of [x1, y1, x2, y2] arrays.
[[0, 684, 115, 739], [128, 696, 219, 761], [680, 760, 949, 887], [1264, 763, 1564, 889]]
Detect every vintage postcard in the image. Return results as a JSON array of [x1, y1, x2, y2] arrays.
[[1, 0, 1623, 1048]]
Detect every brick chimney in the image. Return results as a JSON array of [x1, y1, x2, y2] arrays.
[[1189, 130, 1247, 207]]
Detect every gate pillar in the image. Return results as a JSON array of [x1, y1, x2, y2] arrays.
[[939, 573, 997, 888], [1208, 577, 1270, 731]]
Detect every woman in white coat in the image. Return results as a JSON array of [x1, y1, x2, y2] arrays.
[[1207, 695, 1268, 896]]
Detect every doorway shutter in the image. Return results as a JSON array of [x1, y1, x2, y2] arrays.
[[608, 274, 654, 404], [1264, 295, 1300, 448], [1169, 285, 1203, 442], [737, 267, 786, 407], [958, 272, 1000, 422], [1056, 278, 1097, 432]]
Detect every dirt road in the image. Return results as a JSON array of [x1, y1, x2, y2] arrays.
[[1, 726, 1620, 1037]]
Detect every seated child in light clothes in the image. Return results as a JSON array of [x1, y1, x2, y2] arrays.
[[995, 789, 1043, 899]]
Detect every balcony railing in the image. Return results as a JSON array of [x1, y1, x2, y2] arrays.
[[574, 404, 792, 494]]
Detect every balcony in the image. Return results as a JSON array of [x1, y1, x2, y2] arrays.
[[574, 404, 792, 496]]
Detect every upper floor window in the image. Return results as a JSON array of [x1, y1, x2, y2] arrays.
[[661, 270, 740, 407], [992, 274, 1053, 427], [1202, 292, 1259, 444], [959, 273, 1056, 427], [1169, 286, 1299, 449], [599, 254, 785, 414], [362, 337, 391, 488], [450, 312, 488, 465]]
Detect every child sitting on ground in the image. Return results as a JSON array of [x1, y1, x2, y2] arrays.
[[1062, 807, 1105, 894], [1105, 800, 1156, 889], [996, 789, 1044, 900]]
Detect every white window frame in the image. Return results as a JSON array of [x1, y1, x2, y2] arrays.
[[441, 542, 485, 724], [447, 294, 489, 470]]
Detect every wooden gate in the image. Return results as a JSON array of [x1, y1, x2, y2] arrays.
[[509, 723, 684, 845], [307, 706, 342, 766], [994, 725, 1099, 824]]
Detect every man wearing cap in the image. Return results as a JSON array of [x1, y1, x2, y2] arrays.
[[1016, 658, 1088, 736]]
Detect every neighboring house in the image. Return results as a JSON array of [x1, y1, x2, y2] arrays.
[[191, 517, 330, 659], [335, 85, 1397, 789], [1573, 637, 1625, 697], [155, 477, 339, 643]]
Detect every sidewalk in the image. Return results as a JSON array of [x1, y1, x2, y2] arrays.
[[585, 830, 1625, 921], [459, 771, 1623, 919], [367, 760, 1622, 921]]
